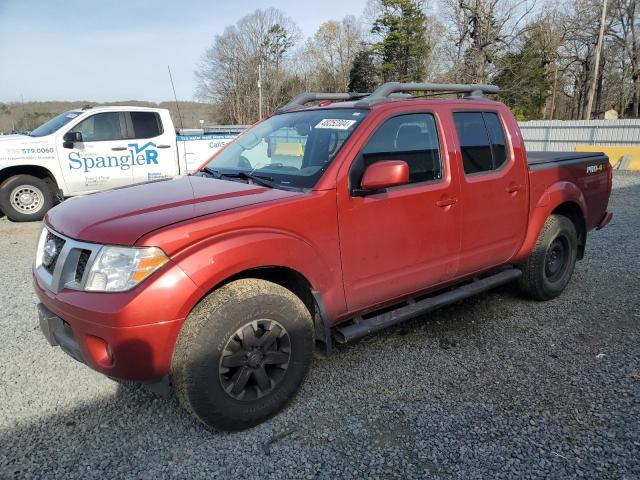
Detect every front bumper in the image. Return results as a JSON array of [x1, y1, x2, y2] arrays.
[[38, 303, 84, 363], [33, 260, 203, 380], [36, 298, 184, 380]]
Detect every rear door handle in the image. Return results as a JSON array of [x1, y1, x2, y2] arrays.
[[436, 197, 458, 208], [506, 184, 522, 194], [157, 144, 171, 149], [111, 147, 127, 151]]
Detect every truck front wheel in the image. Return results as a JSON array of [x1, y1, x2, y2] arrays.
[[171, 279, 314, 431], [518, 214, 578, 301], [0, 174, 55, 222]]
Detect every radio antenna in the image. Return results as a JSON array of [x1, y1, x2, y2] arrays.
[[167, 65, 185, 131]]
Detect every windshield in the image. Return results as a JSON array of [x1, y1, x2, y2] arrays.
[[205, 109, 369, 189], [30, 110, 82, 137]]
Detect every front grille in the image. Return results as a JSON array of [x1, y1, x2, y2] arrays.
[[43, 231, 66, 274], [75, 250, 92, 283], [36, 228, 102, 293]]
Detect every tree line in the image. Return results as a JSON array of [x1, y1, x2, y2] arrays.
[[196, 0, 639, 123], [0, 101, 220, 134]]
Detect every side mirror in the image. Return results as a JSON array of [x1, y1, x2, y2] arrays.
[[356, 160, 410, 195], [62, 131, 82, 149]]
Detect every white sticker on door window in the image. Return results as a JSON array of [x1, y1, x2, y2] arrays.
[[315, 119, 356, 130]]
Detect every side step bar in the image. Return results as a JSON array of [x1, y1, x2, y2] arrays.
[[334, 268, 522, 344]]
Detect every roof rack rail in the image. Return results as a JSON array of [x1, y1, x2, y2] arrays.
[[276, 92, 370, 113], [355, 82, 499, 106]]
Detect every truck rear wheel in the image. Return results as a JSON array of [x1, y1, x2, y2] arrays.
[[0, 174, 55, 222], [171, 279, 314, 431], [518, 214, 578, 301]]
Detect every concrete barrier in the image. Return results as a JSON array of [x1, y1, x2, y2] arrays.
[[574, 145, 640, 171]]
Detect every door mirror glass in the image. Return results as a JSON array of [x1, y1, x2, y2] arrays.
[[359, 160, 409, 193], [62, 131, 82, 149]]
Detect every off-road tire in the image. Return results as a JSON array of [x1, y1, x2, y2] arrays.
[[0, 174, 55, 222], [171, 279, 314, 431], [518, 214, 578, 301]]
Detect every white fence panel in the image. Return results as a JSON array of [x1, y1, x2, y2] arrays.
[[518, 120, 640, 151]]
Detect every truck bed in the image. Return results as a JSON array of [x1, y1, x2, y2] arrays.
[[526, 150, 611, 232], [527, 151, 606, 167]]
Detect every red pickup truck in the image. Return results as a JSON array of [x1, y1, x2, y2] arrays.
[[34, 82, 613, 431]]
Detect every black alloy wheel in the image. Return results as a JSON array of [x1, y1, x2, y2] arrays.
[[219, 319, 291, 401]]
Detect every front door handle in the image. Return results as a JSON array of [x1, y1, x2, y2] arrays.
[[436, 197, 458, 208], [506, 184, 522, 194], [111, 147, 127, 151], [157, 144, 171, 149]]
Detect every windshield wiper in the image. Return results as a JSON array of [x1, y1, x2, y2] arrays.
[[233, 171, 277, 188], [200, 168, 298, 191], [199, 166, 224, 178]]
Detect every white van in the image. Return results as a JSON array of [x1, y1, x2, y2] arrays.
[[0, 106, 244, 221]]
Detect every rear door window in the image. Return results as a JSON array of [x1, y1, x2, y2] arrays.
[[129, 112, 163, 138], [483, 112, 507, 168], [453, 112, 508, 174]]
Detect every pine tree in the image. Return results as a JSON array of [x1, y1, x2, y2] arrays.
[[371, 0, 430, 82], [494, 26, 553, 120], [348, 47, 377, 92]]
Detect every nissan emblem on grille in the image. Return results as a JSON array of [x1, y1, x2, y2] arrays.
[[42, 239, 58, 267]]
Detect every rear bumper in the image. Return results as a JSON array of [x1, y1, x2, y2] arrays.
[[33, 270, 196, 381], [596, 210, 613, 230]]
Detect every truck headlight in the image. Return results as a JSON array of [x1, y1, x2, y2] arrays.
[[85, 246, 169, 292]]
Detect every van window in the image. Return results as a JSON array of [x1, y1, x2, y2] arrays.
[[453, 112, 508, 174], [71, 112, 125, 142], [360, 113, 442, 184], [130, 112, 163, 138]]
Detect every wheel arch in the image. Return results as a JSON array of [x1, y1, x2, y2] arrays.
[[513, 181, 587, 263], [0, 165, 60, 194], [188, 265, 333, 356], [551, 201, 587, 259]]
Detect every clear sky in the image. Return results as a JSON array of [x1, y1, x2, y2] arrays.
[[0, 0, 369, 103]]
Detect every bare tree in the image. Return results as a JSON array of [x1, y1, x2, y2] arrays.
[[441, 0, 537, 83], [609, 0, 639, 116], [195, 8, 301, 123], [303, 17, 364, 91], [191, 0, 638, 121]]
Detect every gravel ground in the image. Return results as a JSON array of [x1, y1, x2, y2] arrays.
[[0, 172, 639, 479]]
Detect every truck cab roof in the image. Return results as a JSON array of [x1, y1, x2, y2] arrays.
[[75, 105, 170, 113], [275, 81, 501, 115], [281, 97, 503, 114]]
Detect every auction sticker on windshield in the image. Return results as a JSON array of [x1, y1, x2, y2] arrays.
[[315, 119, 357, 130]]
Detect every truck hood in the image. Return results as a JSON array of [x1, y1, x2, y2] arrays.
[[0, 133, 29, 142], [45, 176, 300, 245]]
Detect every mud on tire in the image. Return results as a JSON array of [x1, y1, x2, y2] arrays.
[[171, 279, 314, 431]]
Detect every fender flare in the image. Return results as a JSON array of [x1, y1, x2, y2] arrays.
[[173, 228, 347, 321], [513, 181, 587, 263]]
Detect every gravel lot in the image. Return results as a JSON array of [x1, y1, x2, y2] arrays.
[[1, 172, 639, 479]]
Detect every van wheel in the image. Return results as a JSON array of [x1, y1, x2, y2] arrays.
[[518, 214, 578, 301], [171, 279, 314, 431], [0, 175, 54, 222]]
